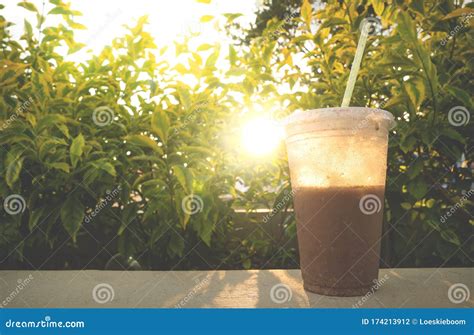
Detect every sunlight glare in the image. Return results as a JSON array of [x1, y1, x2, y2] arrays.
[[241, 117, 284, 156]]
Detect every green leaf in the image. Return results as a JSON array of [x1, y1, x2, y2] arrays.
[[182, 212, 190, 230], [36, 114, 67, 133], [400, 135, 417, 153], [242, 259, 251, 269], [442, 7, 474, 20], [400, 202, 412, 210], [70, 133, 85, 168], [200, 15, 214, 23], [194, 217, 214, 247], [39, 138, 68, 161], [68, 21, 86, 30], [151, 111, 170, 144], [29, 208, 44, 231], [319, 17, 347, 29], [0, 134, 33, 146], [24, 19, 33, 38], [426, 219, 441, 231], [172, 165, 193, 193], [382, 95, 405, 110], [182, 145, 214, 157], [167, 232, 185, 257], [6, 156, 23, 189], [205, 47, 220, 68], [405, 77, 426, 109], [223, 13, 243, 21], [61, 196, 85, 242], [440, 128, 465, 143], [407, 178, 428, 200], [192, 203, 216, 246], [82, 168, 100, 186], [97, 162, 116, 176], [17, 2, 38, 12], [175, 64, 188, 75], [56, 124, 70, 138], [148, 222, 169, 244], [446, 86, 472, 107], [126, 135, 163, 154], [397, 11, 417, 44], [440, 229, 461, 246], [415, 45, 438, 99], [372, 0, 385, 15], [176, 87, 192, 111], [140, 179, 167, 193], [410, 0, 424, 14], [48, 7, 71, 15], [406, 159, 423, 179], [301, 0, 312, 29], [48, 162, 70, 173], [229, 45, 237, 66], [425, 199, 436, 208], [197, 43, 213, 51]]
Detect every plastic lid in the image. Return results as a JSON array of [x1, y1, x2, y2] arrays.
[[284, 107, 396, 137]]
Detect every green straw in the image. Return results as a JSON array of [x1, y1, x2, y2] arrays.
[[341, 21, 371, 107]]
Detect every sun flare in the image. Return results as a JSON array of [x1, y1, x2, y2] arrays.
[[241, 117, 284, 156]]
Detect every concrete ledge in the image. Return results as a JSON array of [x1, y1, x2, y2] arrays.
[[0, 268, 472, 308]]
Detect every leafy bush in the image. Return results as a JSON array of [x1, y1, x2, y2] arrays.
[[239, 0, 473, 267], [0, 0, 472, 270], [1, 2, 237, 269]]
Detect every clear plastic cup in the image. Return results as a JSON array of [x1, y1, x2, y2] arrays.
[[284, 107, 395, 296]]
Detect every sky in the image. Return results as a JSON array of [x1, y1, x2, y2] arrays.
[[3, 0, 259, 58]]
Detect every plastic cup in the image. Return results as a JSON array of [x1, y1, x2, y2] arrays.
[[284, 107, 395, 296]]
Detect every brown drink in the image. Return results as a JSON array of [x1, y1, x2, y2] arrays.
[[284, 107, 395, 296], [294, 185, 385, 296]]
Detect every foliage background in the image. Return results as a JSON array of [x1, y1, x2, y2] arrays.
[[0, 0, 472, 270]]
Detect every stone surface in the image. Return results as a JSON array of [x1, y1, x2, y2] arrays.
[[0, 268, 472, 308]]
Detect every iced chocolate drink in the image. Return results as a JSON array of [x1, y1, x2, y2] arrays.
[[284, 107, 395, 296]]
